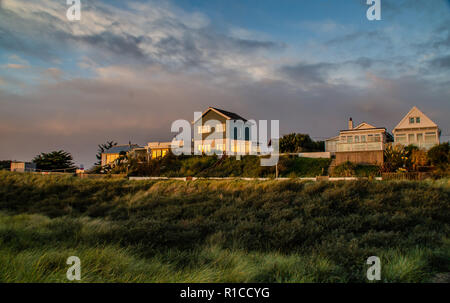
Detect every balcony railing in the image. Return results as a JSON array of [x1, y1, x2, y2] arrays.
[[336, 142, 384, 152]]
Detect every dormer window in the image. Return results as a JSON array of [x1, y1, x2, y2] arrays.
[[409, 117, 415, 124], [416, 117, 420, 123]]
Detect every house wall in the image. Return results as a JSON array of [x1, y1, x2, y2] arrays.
[[325, 138, 339, 153], [298, 152, 332, 159], [10, 162, 25, 172], [151, 148, 169, 159], [393, 127, 439, 150], [101, 153, 120, 166], [194, 109, 252, 155], [194, 111, 228, 141], [10, 162, 36, 172], [335, 150, 384, 165]]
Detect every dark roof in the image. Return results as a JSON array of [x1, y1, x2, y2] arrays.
[[210, 107, 247, 121], [103, 144, 141, 154]]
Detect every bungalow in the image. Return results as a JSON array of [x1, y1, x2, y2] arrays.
[[10, 161, 36, 172], [393, 106, 440, 150], [326, 118, 392, 165], [193, 107, 254, 155], [147, 142, 172, 159], [101, 144, 142, 167]]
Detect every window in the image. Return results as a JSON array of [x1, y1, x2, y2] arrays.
[[355, 136, 360, 143], [245, 127, 250, 141], [215, 123, 224, 132], [425, 132, 436, 143], [396, 134, 406, 143], [368, 134, 374, 142], [409, 117, 415, 124], [198, 125, 211, 134], [408, 134, 415, 143], [197, 145, 211, 153], [216, 144, 225, 151], [234, 127, 238, 140], [341, 136, 346, 142], [417, 133, 423, 142], [361, 135, 366, 143], [375, 134, 381, 142], [416, 117, 421, 123], [347, 136, 353, 143]]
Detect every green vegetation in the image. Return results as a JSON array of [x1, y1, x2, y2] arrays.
[[383, 143, 450, 174], [32, 150, 76, 172], [124, 154, 331, 177], [332, 162, 381, 178], [428, 143, 450, 169], [0, 171, 448, 282], [0, 160, 11, 171], [279, 133, 324, 153]]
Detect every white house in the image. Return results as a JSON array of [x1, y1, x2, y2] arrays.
[[393, 106, 440, 150]]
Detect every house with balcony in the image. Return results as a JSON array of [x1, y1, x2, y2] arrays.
[[193, 107, 253, 155], [393, 106, 440, 150], [326, 118, 392, 165]]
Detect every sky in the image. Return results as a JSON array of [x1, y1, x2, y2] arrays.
[[0, 0, 449, 168]]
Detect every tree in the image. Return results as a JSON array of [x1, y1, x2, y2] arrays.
[[279, 133, 324, 153], [33, 150, 76, 172], [0, 160, 11, 171], [95, 141, 117, 165], [428, 142, 449, 168]]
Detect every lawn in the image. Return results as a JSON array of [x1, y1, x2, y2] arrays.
[[0, 172, 448, 282]]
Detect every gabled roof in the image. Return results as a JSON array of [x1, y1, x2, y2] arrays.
[[393, 106, 438, 131], [354, 122, 377, 130], [340, 121, 386, 133], [194, 107, 247, 123], [103, 144, 141, 154], [211, 107, 247, 121]]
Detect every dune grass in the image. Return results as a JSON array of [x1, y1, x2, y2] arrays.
[[0, 171, 449, 282]]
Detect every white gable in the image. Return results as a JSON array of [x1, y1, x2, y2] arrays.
[[394, 106, 438, 131], [354, 122, 377, 130]]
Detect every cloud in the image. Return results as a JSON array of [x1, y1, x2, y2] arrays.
[[429, 54, 450, 69], [44, 67, 63, 80], [3, 63, 28, 69], [326, 30, 390, 46], [0, 0, 449, 167], [0, 0, 281, 78], [280, 62, 336, 86]]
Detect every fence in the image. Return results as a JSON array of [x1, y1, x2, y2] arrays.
[[381, 172, 434, 181], [30, 172, 127, 179]]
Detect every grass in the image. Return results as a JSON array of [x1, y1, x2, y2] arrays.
[[0, 171, 449, 282], [127, 155, 331, 177]]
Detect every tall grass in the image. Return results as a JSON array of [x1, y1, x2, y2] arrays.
[[0, 171, 448, 282]]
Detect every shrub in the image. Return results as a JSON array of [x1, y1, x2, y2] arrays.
[[428, 143, 450, 168]]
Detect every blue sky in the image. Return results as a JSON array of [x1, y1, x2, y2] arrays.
[[0, 0, 449, 167]]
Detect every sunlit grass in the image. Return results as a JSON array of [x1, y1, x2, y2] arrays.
[[0, 172, 448, 282]]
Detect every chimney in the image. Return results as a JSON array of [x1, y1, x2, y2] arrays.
[[348, 118, 354, 130]]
